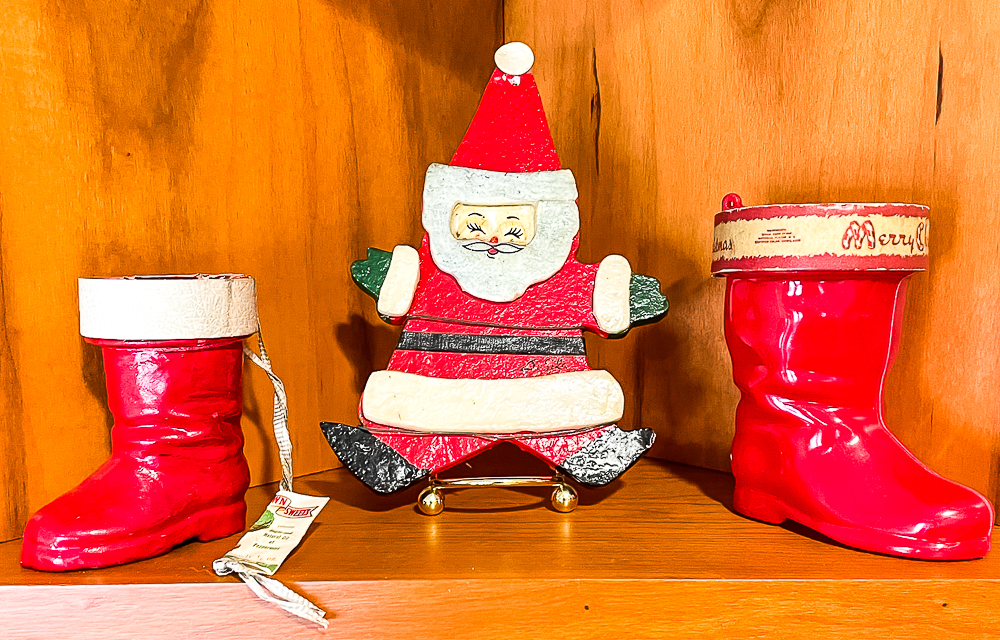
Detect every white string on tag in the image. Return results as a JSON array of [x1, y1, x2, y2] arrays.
[[243, 329, 293, 492], [214, 559, 329, 628], [213, 327, 329, 627]]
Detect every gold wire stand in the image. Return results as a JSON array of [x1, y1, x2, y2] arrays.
[[417, 474, 578, 515]]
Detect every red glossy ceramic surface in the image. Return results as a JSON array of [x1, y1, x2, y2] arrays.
[[21, 338, 250, 571], [716, 196, 993, 560]]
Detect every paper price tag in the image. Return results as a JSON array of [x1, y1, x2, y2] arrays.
[[220, 332, 331, 627], [218, 491, 329, 575], [214, 491, 330, 627]]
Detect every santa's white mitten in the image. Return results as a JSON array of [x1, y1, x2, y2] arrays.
[[351, 245, 420, 318], [593, 255, 632, 334], [376, 246, 420, 317]]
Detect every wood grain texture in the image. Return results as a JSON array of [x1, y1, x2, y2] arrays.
[[506, 1, 1000, 510], [4, 0, 1000, 545], [0, 0, 502, 542], [4, 459, 1000, 638], [7, 580, 1000, 640]]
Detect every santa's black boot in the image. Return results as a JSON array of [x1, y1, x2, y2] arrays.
[[557, 427, 656, 487], [320, 423, 430, 494]]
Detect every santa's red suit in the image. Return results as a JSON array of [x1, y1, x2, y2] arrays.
[[322, 43, 666, 493]]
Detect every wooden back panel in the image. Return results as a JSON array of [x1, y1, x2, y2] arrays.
[[0, 0, 502, 542], [4, 0, 1000, 545], [507, 1, 1000, 508]]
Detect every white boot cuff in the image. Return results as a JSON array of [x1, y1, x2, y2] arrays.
[[79, 275, 259, 340]]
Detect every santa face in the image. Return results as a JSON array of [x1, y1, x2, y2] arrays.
[[450, 203, 537, 256], [422, 163, 580, 303]]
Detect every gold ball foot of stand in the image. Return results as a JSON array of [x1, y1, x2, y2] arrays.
[[416, 474, 578, 515], [550, 482, 579, 513], [417, 485, 445, 515]]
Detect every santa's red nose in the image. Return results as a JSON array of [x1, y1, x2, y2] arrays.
[[490, 236, 499, 244]]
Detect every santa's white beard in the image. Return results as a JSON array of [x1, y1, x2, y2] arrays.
[[422, 163, 581, 303]]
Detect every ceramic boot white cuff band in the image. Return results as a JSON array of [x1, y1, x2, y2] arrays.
[[78, 275, 259, 340]]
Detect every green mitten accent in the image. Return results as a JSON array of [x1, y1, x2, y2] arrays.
[[351, 248, 393, 300], [630, 274, 669, 326]]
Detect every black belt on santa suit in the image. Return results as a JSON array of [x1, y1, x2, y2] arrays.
[[396, 332, 587, 356]]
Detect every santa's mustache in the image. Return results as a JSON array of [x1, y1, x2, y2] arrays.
[[462, 240, 524, 258]]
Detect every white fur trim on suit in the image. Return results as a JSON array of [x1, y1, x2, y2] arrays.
[[377, 245, 420, 317], [361, 370, 625, 434], [593, 255, 632, 334], [79, 275, 258, 340]]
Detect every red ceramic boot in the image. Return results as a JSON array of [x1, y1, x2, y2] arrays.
[[21, 275, 259, 571], [713, 196, 994, 560]]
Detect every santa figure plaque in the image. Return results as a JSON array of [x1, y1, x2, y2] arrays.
[[321, 43, 668, 513]]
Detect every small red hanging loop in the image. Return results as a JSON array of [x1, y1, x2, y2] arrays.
[[721, 193, 743, 210]]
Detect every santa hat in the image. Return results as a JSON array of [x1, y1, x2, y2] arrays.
[[451, 42, 561, 173], [421, 42, 580, 300]]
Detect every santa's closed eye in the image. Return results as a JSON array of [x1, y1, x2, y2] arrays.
[[450, 203, 537, 247]]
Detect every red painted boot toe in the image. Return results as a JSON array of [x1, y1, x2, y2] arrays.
[[22, 454, 247, 571], [723, 271, 995, 560], [21, 338, 251, 571]]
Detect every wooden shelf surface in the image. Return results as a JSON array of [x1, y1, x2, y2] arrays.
[[4, 454, 1000, 639]]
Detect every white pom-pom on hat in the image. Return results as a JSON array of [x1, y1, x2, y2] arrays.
[[494, 42, 534, 76]]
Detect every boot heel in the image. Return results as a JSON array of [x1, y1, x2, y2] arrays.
[[194, 501, 247, 542], [733, 485, 789, 524]]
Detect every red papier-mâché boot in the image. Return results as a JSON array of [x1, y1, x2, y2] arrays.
[[21, 275, 260, 571], [711, 194, 994, 560]]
